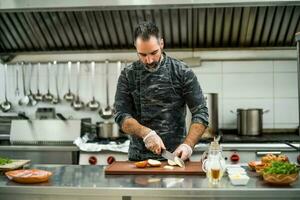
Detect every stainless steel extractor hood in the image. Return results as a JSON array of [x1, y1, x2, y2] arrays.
[[0, 0, 299, 55]]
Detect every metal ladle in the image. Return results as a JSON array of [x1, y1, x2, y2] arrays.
[[27, 63, 37, 106], [15, 65, 20, 97], [43, 62, 54, 102], [64, 61, 75, 102], [71, 61, 84, 110], [52, 61, 61, 104], [99, 60, 114, 119], [33, 63, 43, 101], [87, 61, 100, 111], [1, 64, 12, 112], [18, 62, 30, 106]]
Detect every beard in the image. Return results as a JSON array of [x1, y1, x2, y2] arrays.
[[145, 61, 159, 69]]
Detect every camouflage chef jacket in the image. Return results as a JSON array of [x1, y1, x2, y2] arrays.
[[114, 53, 209, 161]]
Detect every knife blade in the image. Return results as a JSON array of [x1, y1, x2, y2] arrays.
[[161, 149, 185, 167]]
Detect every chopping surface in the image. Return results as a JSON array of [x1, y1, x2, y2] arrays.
[[105, 161, 205, 175]]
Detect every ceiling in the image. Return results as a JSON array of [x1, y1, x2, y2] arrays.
[[0, 1, 299, 54]]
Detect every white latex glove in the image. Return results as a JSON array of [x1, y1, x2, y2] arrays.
[[174, 144, 193, 161], [143, 130, 166, 155]]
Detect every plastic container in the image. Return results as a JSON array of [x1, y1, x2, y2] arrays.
[[229, 174, 250, 186]]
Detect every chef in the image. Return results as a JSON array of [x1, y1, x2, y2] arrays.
[[114, 21, 208, 161]]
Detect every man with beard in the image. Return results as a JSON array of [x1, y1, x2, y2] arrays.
[[114, 21, 208, 161]]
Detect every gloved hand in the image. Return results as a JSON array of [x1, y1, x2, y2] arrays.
[[143, 130, 166, 155], [174, 144, 193, 161]]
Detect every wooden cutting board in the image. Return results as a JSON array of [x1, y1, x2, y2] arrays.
[[105, 161, 205, 175], [0, 160, 31, 172]]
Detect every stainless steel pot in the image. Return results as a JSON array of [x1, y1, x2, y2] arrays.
[[97, 121, 121, 139], [237, 108, 264, 136], [205, 93, 219, 135], [185, 93, 218, 136]]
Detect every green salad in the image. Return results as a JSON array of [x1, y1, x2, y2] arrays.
[[264, 161, 299, 175], [0, 157, 12, 165]]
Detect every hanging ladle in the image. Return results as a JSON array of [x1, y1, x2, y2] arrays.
[[1, 64, 12, 112], [43, 62, 54, 102], [27, 63, 37, 106], [87, 61, 100, 111], [52, 61, 61, 104], [18, 62, 30, 106], [64, 61, 75, 102], [33, 63, 43, 101], [99, 60, 114, 119], [71, 61, 84, 110]]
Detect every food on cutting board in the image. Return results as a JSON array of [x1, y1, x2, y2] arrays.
[[135, 160, 148, 168], [5, 169, 52, 184], [168, 157, 184, 168], [134, 159, 161, 168], [147, 159, 162, 167], [167, 159, 177, 166], [163, 165, 174, 170], [0, 157, 12, 165]]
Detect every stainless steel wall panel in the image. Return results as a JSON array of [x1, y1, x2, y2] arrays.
[[33, 12, 56, 49], [161, 9, 171, 48], [1, 13, 25, 50], [252, 7, 267, 46], [77, 12, 96, 49], [8, 13, 34, 50], [277, 6, 294, 46], [0, 5, 299, 54], [112, 10, 127, 48], [66, 12, 86, 48], [285, 6, 300, 45], [56, 12, 76, 49], [94, 11, 111, 48], [214, 8, 225, 47], [187, 9, 193, 48], [86, 11, 104, 48], [120, 10, 133, 47], [261, 7, 276, 46], [197, 8, 206, 47], [269, 6, 285, 46], [245, 7, 258, 46]]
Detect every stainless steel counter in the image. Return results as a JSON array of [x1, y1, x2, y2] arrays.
[[0, 146, 79, 165], [0, 145, 78, 151], [0, 164, 299, 200]]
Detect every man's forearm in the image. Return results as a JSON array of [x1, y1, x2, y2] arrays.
[[184, 123, 206, 148], [121, 117, 151, 138]]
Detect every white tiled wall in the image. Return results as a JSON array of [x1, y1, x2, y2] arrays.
[[195, 60, 298, 129], [0, 59, 298, 129]]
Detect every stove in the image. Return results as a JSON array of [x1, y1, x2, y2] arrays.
[[220, 129, 300, 143]]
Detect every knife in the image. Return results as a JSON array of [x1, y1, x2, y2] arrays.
[[161, 149, 185, 167]]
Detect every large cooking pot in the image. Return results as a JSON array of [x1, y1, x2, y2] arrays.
[[96, 121, 121, 139], [237, 108, 266, 136], [185, 93, 218, 135], [205, 93, 218, 135]]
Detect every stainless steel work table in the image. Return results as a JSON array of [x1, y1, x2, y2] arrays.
[[0, 165, 299, 200]]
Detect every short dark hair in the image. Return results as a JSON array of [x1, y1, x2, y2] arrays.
[[134, 21, 161, 42]]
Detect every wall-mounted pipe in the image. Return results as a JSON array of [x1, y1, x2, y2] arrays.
[[295, 32, 300, 136]]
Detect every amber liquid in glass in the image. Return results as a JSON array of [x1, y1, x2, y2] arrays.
[[211, 168, 220, 179]]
